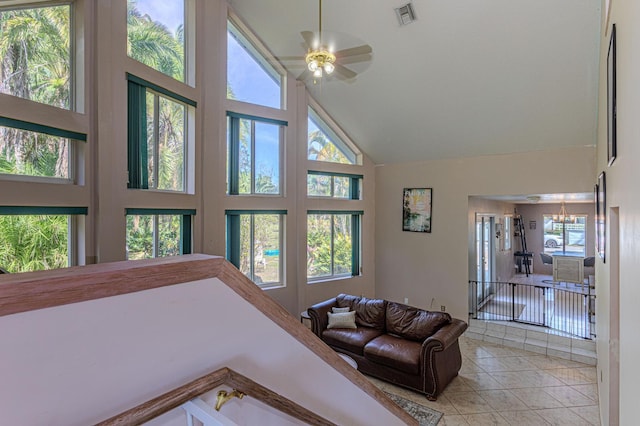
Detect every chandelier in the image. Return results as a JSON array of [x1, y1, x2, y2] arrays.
[[553, 202, 574, 223], [306, 0, 335, 79]]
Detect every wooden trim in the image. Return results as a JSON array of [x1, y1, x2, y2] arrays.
[[0, 255, 417, 425], [0, 254, 222, 317], [96, 367, 335, 426]]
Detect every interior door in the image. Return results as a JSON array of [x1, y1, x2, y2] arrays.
[[475, 214, 495, 304]]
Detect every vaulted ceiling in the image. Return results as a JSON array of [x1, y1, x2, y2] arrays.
[[229, 0, 601, 165]]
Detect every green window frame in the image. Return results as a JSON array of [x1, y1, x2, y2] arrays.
[[127, 74, 195, 191], [0, 205, 87, 273], [227, 111, 287, 196], [225, 210, 286, 287], [125, 208, 194, 259], [307, 210, 362, 281], [307, 170, 362, 200]]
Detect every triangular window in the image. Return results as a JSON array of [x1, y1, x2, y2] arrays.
[[227, 20, 283, 109], [308, 107, 357, 165]]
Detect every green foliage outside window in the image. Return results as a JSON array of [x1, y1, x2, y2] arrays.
[[126, 214, 182, 260], [0, 5, 71, 108], [228, 115, 282, 195], [0, 5, 72, 181], [0, 126, 70, 179], [0, 215, 68, 273], [307, 214, 353, 279], [127, 0, 185, 82]]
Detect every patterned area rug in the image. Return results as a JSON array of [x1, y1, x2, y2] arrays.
[[384, 391, 442, 426]]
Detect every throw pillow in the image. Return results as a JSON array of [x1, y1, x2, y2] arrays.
[[332, 306, 351, 313], [327, 311, 357, 329]]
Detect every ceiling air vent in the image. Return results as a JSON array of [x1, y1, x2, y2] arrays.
[[395, 2, 416, 26]]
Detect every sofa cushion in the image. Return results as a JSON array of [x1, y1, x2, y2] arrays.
[[385, 302, 452, 341], [322, 327, 384, 356], [327, 311, 357, 329], [363, 334, 422, 375], [336, 294, 387, 330]]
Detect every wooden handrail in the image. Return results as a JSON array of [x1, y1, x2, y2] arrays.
[[97, 367, 335, 426], [0, 255, 418, 425]]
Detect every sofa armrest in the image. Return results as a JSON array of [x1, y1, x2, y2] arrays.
[[307, 298, 338, 338], [422, 318, 468, 352]]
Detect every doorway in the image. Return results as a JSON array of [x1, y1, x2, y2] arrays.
[[475, 214, 496, 305]]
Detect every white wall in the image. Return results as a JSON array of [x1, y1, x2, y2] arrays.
[[594, 1, 640, 424], [375, 146, 595, 321]]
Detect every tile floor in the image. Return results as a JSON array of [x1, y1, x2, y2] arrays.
[[368, 335, 600, 425]]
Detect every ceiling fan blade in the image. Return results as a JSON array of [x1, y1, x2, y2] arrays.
[[275, 55, 306, 63], [339, 53, 372, 65], [333, 63, 357, 80], [334, 44, 372, 58], [301, 31, 316, 50]]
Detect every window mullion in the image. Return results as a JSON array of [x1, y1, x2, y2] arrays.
[[352, 214, 360, 276], [181, 215, 192, 255], [153, 94, 160, 189], [250, 215, 255, 280], [228, 117, 240, 195], [226, 214, 241, 268], [251, 121, 256, 194], [330, 214, 335, 276], [152, 215, 159, 258]]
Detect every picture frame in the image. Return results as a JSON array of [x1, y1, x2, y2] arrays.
[[596, 172, 606, 262], [607, 24, 617, 166], [402, 188, 432, 233]]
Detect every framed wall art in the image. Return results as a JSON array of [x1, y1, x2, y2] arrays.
[[607, 24, 617, 166], [596, 171, 606, 261], [402, 188, 432, 233]]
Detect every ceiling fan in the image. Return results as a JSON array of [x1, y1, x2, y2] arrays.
[[278, 0, 373, 83]]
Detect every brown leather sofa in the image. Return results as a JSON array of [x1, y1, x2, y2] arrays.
[[308, 294, 468, 400]]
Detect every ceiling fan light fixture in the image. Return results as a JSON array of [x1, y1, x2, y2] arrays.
[[323, 61, 334, 74], [305, 49, 336, 76]]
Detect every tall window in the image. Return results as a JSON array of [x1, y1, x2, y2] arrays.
[[0, 118, 85, 181], [127, 0, 186, 82], [0, 4, 72, 109], [308, 107, 358, 165], [226, 211, 284, 287], [125, 209, 193, 260], [227, 113, 285, 195], [307, 211, 361, 281], [543, 214, 586, 256], [227, 20, 282, 109], [504, 215, 512, 251], [0, 206, 86, 273], [307, 171, 362, 199], [127, 74, 194, 192]]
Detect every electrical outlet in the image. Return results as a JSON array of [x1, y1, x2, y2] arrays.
[[404, 297, 409, 304], [441, 305, 446, 312]]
